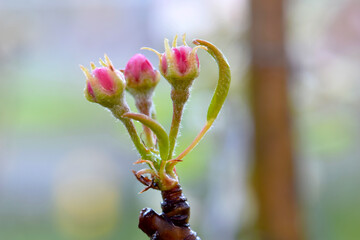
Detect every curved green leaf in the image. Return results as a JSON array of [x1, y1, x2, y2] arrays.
[[192, 39, 231, 124], [122, 112, 169, 161]]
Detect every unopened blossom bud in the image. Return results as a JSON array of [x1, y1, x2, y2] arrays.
[[143, 34, 206, 89], [124, 54, 160, 148], [143, 35, 207, 158], [81, 55, 126, 108], [124, 54, 160, 98]]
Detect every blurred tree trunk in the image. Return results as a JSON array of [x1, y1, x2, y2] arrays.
[[248, 0, 303, 240]]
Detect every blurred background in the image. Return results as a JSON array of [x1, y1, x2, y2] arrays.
[[0, 0, 359, 239]]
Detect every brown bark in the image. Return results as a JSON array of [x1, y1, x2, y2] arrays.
[[139, 185, 200, 240], [248, 0, 303, 240]]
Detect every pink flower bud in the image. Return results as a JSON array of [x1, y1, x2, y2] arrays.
[[92, 67, 116, 92], [142, 35, 206, 88], [124, 54, 160, 96], [160, 46, 199, 78], [81, 55, 126, 107]]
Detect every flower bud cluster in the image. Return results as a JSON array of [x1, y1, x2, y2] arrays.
[[81, 54, 160, 109], [80, 34, 209, 192]]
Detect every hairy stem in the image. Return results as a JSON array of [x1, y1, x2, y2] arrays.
[[135, 97, 155, 148], [121, 118, 150, 158], [176, 122, 212, 160], [168, 88, 190, 159], [111, 104, 150, 160]]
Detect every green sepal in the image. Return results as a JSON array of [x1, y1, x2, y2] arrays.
[[192, 39, 231, 124], [122, 112, 169, 161]]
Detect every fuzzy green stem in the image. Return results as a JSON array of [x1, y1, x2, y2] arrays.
[[176, 121, 212, 160], [121, 118, 150, 159], [110, 104, 151, 160], [122, 112, 169, 163], [143, 127, 154, 148], [168, 88, 190, 159], [135, 97, 155, 148]]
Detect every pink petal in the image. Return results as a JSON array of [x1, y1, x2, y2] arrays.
[[87, 81, 96, 101], [173, 46, 191, 74], [92, 67, 114, 92], [125, 54, 154, 83]]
